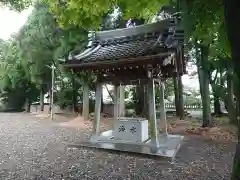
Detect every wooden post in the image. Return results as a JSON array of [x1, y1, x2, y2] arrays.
[[71, 72, 78, 113], [93, 82, 102, 135], [143, 85, 148, 118], [159, 81, 168, 136], [119, 85, 125, 117], [82, 78, 89, 120], [148, 78, 159, 146], [113, 85, 120, 121]]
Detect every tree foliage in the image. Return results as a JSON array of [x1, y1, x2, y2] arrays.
[[44, 0, 169, 28], [0, 2, 88, 110], [0, 38, 39, 110], [0, 0, 31, 11]]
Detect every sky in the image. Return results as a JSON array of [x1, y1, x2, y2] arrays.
[[0, 7, 199, 90], [0, 7, 32, 40]]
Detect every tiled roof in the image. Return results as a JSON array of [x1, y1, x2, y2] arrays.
[[65, 17, 184, 66]]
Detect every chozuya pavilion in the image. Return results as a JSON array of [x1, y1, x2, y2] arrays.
[[62, 13, 186, 160]]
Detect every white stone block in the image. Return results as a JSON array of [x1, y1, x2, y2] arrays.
[[113, 118, 149, 142]]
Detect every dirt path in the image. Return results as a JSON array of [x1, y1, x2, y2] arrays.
[[0, 113, 235, 179]]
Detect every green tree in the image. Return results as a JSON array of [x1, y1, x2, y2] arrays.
[[17, 3, 58, 111], [15, 3, 85, 112], [0, 38, 39, 111], [45, 0, 169, 28], [224, 0, 240, 178], [0, 0, 31, 11]]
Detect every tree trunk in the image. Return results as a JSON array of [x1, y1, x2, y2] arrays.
[[173, 76, 180, 116], [213, 94, 222, 116], [27, 100, 31, 113], [40, 85, 44, 112], [25, 98, 31, 113], [227, 64, 236, 124], [173, 75, 184, 119], [224, 0, 240, 179], [210, 70, 223, 117], [48, 88, 52, 114], [177, 76, 185, 120], [199, 45, 212, 127], [82, 78, 89, 120], [231, 85, 240, 180], [195, 45, 203, 99]]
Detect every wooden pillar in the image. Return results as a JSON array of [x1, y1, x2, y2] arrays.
[[148, 79, 159, 146], [71, 73, 78, 113], [93, 82, 102, 135], [159, 81, 168, 136], [113, 85, 120, 121], [143, 85, 148, 118], [119, 85, 125, 117], [82, 78, 89, 120]]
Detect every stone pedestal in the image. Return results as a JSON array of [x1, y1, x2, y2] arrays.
[[113, 118, 149, 142]]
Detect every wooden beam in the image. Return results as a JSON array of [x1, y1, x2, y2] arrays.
[[98, 77, 172, 86]]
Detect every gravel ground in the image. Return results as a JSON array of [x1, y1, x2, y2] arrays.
[[0, 113, 235, 180]]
